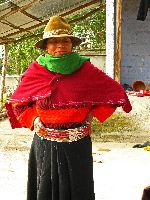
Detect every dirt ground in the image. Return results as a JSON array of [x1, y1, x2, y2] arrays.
[[1, 95, 150, 200]]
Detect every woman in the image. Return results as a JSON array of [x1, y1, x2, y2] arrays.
[[5, 16, 132, 200]]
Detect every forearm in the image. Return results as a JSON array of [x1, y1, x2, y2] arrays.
[[91, 105, 116, 122], [12, 102, 38, 130]]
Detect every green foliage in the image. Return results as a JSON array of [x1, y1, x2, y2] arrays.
[[70, 8, 106, 49], [7, 37, 43, 75], [0, 0, 7, 3]]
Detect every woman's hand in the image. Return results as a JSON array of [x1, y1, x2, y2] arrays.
[[34, 117, 42, 133]]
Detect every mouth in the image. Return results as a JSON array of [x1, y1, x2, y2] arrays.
[[55, 51, 67, 55], [57, 51, 66, 53]]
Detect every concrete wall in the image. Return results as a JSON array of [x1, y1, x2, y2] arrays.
[[121, 0, 150, 86], [80, 51, 106, 72], [0, 75, 20, 96]]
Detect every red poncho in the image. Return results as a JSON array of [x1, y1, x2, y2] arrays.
[[5, 61, 132, 128]]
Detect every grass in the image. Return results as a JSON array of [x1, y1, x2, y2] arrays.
[[91, 112, 136, 134]]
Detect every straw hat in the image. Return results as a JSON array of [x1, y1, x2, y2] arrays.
[[35, 16, 82, 50]]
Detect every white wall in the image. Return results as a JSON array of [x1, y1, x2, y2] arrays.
[[121, 0, 150, 86], [106, 0, 115, 78], [80, 51, 106, 72], [90, 55, 106, 72]]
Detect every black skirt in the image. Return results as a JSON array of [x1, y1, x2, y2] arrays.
[[27, 134, 95, 200]]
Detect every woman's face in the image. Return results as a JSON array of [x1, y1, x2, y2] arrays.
[[46, 37, 72, 56]]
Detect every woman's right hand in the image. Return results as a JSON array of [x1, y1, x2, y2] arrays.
[[34, 117, 42, 132]]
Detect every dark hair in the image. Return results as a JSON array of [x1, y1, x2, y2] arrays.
[[43, 38, 48, 50], [141, 186, 150, 200]]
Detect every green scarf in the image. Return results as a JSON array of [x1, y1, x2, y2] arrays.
[[36, 52, 90, 74]]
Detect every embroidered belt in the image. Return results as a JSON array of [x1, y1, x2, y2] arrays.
[[34, 118, 91, 142]]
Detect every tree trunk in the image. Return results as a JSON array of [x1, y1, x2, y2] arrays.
[[0, 44, 8, 110]]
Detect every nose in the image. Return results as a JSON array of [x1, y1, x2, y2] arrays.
[[57, 41, 64, 47]]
